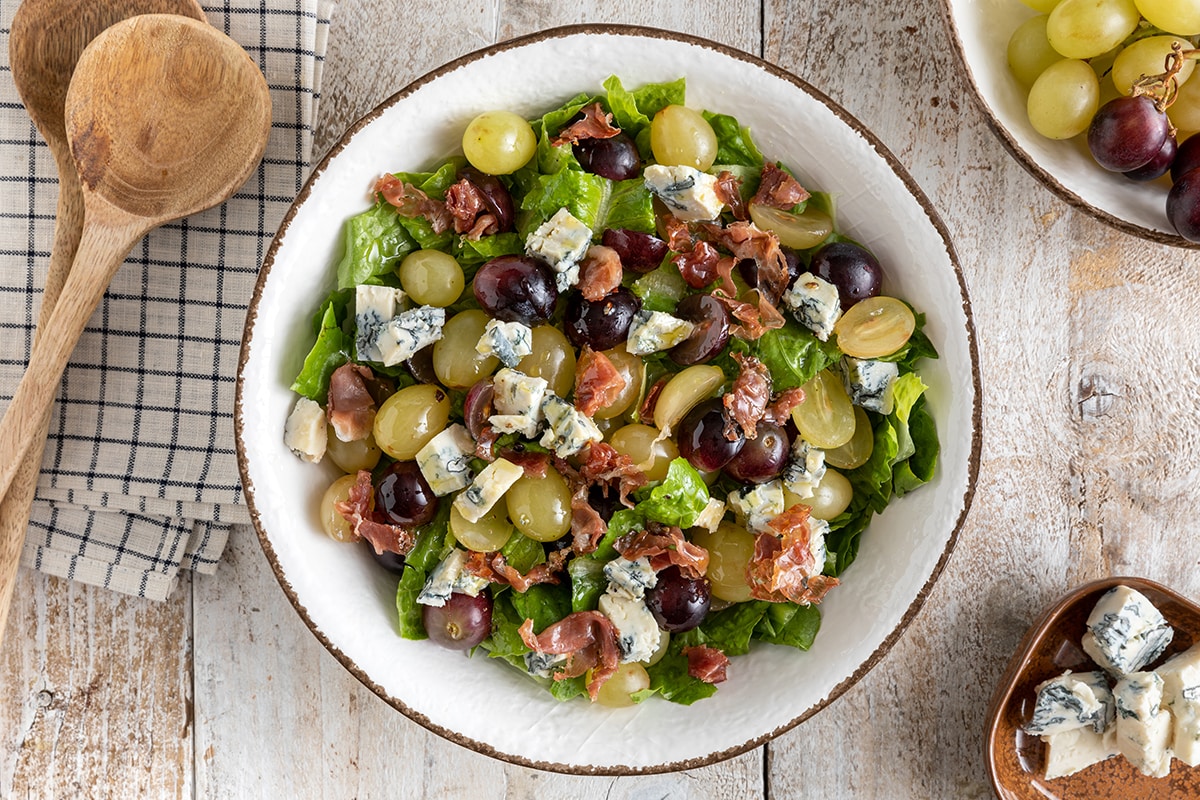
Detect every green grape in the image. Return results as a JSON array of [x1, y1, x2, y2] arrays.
[[595, 662, 651, 708], [433, 309, 499, 389], [1019, 0, 1064, 11], [399, 249, 464, 307], [373, 384, 450, 460], [1112, 35, 1195, 94], [1169, 71, 1200, 130], [1047, 0, 1140, 59], [1135, 0, 1200, 35], [1027, 58, 1100, 139], [505, 468, 572, 543], [462, 110, 535, 175], [649, 105, 718, 170], [1008, 16, 1064, 86]]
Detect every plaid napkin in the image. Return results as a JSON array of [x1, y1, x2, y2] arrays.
[[0, 0, 335, 600]]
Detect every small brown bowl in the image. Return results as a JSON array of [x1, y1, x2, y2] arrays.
[[986, 577, 1200, 799]]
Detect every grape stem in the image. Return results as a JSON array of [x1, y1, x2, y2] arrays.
[[1132, 42, 1200, 121]]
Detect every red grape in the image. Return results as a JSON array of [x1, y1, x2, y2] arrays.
[[564, 287, 641, 350], [1167, 169, 1200, 242], [457, 167, 515, 231], [1172, 134, 1200, 183], [601, 228, 668, 273], [723, 421, 790, 484], [473, 255, 558, 325], [423, 591, 493, 649], [1087, 96, 1170, 172], [375, 461, 438, 527], [645, 565, 711, 633], [677, 398, 744, 472], [669, 294, 730, 366], [808, 242, 883, 309], [1124, 133, 1176, 182], [463, 379, 494, 440], [574, 132, 641, 181], [371, 545, 407, 576]]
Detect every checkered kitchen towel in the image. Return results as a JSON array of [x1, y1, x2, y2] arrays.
[[0, 0, 335, 599]]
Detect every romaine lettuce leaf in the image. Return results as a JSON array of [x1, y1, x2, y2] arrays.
[[500, 531, 545, 574], [393, 512, 450, 640], [602, 178, 656, 234], [510, 582, 572, 634], [702, 111, 763, 168], [335, 203, 416, 289], [753, 602, 821, 649], [388, 160, 460, 251], [454, 232, 523, 270], [519, 169, 610, 237], [644, 649, 718, 705], [630, 264, 686, 312], [633, 457, 710, 529], [568, 556, 607, 613], [289, 291, 352, 401], [754, 322, 841, 392], [676, 600, 768, 657], [893, 399, 939, 496], [602, 75, 685, 135], [589, 507, 643, 562]]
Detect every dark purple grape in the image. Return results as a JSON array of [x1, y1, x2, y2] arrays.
[[736, 248, 802, 305], [463, 379, 495, 441], [1172, 134, 1200, 182], [574, 132, 640, 181], [1088, 96, 1170, 172], [458, 167, 515, 231], [1124, 133, 1177, 181], [371, 545, 407, 576], [677, 398, 744, 472], [669, 294, 730, 366], [723, 421, 790, 484], [423, 591, 493, 649], [645, 565, 711, 633], [1167, 169, 1200, 242], [473, 255, 558, 325], [601, 228, 669, 273], [808, 242, 883, 309], [563, 287, 641, 350], [405, 344, 438, 384], [374, 461, 438, 527]]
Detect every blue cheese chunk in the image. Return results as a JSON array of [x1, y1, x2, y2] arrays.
[[354, 284, 406, 362], [525, 208, 592, 292], [598, 590, 662, 664], [842, 357, 899, 415], [727, 479, 785, 535], [693, 497, 726, 533], [807, 517, 829, 578], [1041, 726, 1120, 780], [604, 556, 658, 600], [476, 319, 533, 368], [451, 458, 524, 523], [781, 439, 826, 499], [1024, 670, 1115, 736], [626, 309, 694, 356], [523, 650, 568, 679], [373, 306, 445, 367], [643, 164, 725, 222], [283, 397, 326, 463], [416, 549, 489, 607], [1082, 585, 1174, 677], [415, 424, 475, 496], [782, 272, 842, 342], [490, 368, 548, 439], [1157, 642, 1200, 766], [1113, 671, 1174, 778], [539, 394, 602, 458]]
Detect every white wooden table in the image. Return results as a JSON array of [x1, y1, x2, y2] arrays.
[[5, 0, 1200, 796]]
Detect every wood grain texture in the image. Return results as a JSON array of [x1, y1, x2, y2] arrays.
[[5, 0, 1200, 797]]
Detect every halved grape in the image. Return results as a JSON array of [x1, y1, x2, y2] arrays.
[[564, 287, 641, 351], [473, 255, 557, 325], [689, 522, 755, 603], [791, 369, 856, 449], [423, 591, 493, 649], [748, 203, 833, 250], [669, 294, 730, 366], [653, 365, 724, 434], [645, 565, 711, 633], [834, 296, 916, 358], [824, 406, 874, 469]]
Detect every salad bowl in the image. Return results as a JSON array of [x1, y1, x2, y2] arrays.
[[941, 0, 1197, 247], [236, 24, 981, 772]]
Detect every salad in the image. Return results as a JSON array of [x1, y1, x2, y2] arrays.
[[283, 76, 940, 706]]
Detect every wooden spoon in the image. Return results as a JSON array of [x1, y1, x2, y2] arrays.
[[1, 0, 205, 646], [0, 14, 270, 627]]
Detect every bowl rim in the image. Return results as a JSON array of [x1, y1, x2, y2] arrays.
[[235, 22, 984, 774], [936, 0, 1200, 250]]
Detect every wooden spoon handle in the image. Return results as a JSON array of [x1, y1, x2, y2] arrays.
[[0, 150, 84, 642]]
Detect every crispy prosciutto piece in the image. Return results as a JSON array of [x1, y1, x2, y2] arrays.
[[575, 347, 627, 417], [496, 446, 550, 478], [374, 174, 453, 234], [674, 240, 723, 289], [518, 612, 623, 700], [576, 245, 624, 301], [333, 470, 417, 556], [578, 442, 647, 506], [638, 376, 669, 426], [327, 363, 378, 442], [751, 162, 811, 209], [474, 424, 501, 461], [550, 102, 621, 147], [723, 352, 771, 441], [444, 178, 500, 240], [614, 523, 709, 579], [662, 214, 693, 252], [702, 221, 789, 303], [714, 170, 747, 221], [746, 504, 839, 605], [710, 288, 785, 340], [682, 644, 730, 684], [463, 549, 569, 592], [570, 483, 608, 554], [763, 387, 806, 426]]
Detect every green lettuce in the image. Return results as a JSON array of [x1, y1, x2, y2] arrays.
[[633, 457, 710, 529], [753, 602, 821, 649], [602, 178, 656, 234], [453, 232, 523, 270], [510, 582, 572, 635], [519, 169, 610, 237], [630, 265, 686, 312], [500, 531, 546, 574], [568, 556, 607, 613], [702, 111, 763, 168], [754, 323, 841, 392], [602, 75, 686, 135], [335, 203, 416, 289], [393, 507, 451, 640], [289, 290, 353, 401], [386, 160, 460, 251]]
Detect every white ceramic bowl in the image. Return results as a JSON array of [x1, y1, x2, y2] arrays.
[[942, 0, 1196, 247], [236, 25, 981, 773]]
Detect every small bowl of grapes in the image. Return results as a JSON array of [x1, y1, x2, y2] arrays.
[[944, 0, 1200, 246], [236, 25, 981, 773]]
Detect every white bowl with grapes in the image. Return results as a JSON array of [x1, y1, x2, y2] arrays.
[[236, 25, 981, 772]]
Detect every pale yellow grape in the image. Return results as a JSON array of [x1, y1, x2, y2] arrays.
[[450, 503, 513, 552], [433, 309, 499, 389], [1047, 0, 1140, 59], [824, 406, 874, 469], [1007, 16, 1064, 86], [747, 203, 833, 250], [1169, 76, 1200, 130], [653, 365, 724, 434], [325, 425, 382, 473], [515, 325, 576, 398], [462, 110, 535, 175], [1112, 36, 1194, 95], [649, 104, 718, 170], [609, 423, 680, 482], [595, 662, 651, 708], [799, 469, 854, 520], [1019, 0, 1063, 11], [690, 522, 756, 603], [834, 296, 915, 358], [791, 369, 856, 449], [399, 249, 464, 307], [505, 468, 572, 542], [319, 474, 360, 543], [593, 344, 642, 420], [643, 630, 671, 666], [1136, 0, 1200, 34], [373, 384, 449, 459], [1027, 59, 1100, 138]]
